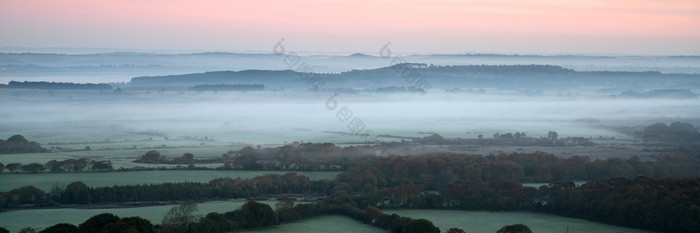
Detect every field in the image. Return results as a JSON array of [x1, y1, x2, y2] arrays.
[[385, 209, 656, 233], [245, 215, 386, 233], [0, 170, 341, 192], [2, 207, 661, 233]]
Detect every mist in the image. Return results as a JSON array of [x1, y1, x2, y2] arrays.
[[2, 87, 698, 147]]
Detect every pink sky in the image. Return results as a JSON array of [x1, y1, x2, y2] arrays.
[[1, 0, 699, 55]]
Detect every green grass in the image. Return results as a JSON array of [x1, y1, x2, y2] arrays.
[[385, 209, 657, 233], [246, 215, 386, 233]]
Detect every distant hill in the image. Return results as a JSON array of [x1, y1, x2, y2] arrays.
[[128, 64, 700, 91], [130, 70, 301, 88]]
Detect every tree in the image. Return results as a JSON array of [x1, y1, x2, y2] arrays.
[[79, 213, 120, 233], [0, 227, 9, 233], [275, 196, 295, 211], [37, 223, 78, 233], [448, 228, 466, 233], [20, 163, 45, 173], [240, 201, 278, 228], [0, 162, 4, 173], [233, 154, 260, 170], [119, 217, 155, 233], [6, 186, 46, 206], [96, 222, 133, 233], [178, 153, 195, 164], [6, 163, 21, 173], [496, 224, 533, 233], [162, 202, 200, 229], [50, 183, 64, 200], [18, 228, 36, 233], [62, 181, 91, 204], [363, 206, 383, 224], [137, 150, 162, 163], [90, 161, 113, 171], [7, 134, 28, 144], [389, 216, 412, 233], [500, 133, 514, 139], [404, 219, 440, 233]]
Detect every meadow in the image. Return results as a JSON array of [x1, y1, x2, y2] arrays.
[[245, 215, 386, 233], [385, 209, 656, 233]]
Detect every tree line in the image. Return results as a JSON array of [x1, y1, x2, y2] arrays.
[[0, 173, 330, 208], [0, 81, 112, 90], [2, 174, 698, 232], [0, 158, 113, 174], [188, 84, 264, 92]]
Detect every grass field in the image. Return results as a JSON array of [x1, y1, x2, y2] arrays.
[[385, 209, 656, 233], [245, 215, 386, 233]]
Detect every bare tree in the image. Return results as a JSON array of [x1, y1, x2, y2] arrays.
[[162, 202, 200, 230]]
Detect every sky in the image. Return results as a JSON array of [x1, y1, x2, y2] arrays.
[[1, 0, 699, 55]]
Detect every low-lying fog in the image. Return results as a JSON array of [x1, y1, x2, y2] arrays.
[[2, 89, 698, 145]]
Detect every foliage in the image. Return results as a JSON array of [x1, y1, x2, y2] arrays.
[[404, 218, 440, 233], [496, 224, 533, 233], [135, 150, 163, 163], [1, 186, 49, 207], [0, 135, 46, 154], [74, 213, 154, 233], [162, 202, 200, 230], [643, 122, 700, 144], [239, 201, 278, 228], [18, 227, 36, 233], [117, 217, 156, 233], [4, 149, 700, 233], [221, 143, 376, 171], [78, 213, 120, 233], [5, 158, 113, 174], [37, 223, 79, 233], [62, 182, 91, 204], [543, 176, 700, 233]]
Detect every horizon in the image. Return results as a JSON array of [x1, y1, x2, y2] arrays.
[[2, 47, 699, 57]]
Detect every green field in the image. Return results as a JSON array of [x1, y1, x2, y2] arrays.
[[1, 207, 660, 233], [385, 209, 656, 233], [245, 215, 386, 233], [0, 170, 340, 192]]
